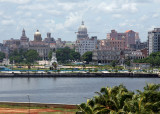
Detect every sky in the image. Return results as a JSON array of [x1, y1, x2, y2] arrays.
[[0, 0, 160, 43]]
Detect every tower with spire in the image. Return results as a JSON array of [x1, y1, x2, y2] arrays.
[[20, 29, 29, 42]]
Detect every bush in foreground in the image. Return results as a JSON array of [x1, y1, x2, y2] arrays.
[[77, 83, 160, 114]]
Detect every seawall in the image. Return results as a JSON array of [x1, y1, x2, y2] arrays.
[[0, 72, 159, 78]]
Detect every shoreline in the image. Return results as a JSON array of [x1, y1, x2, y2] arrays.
[[0, 101, 77, 109], [0, 72, 159, 78]]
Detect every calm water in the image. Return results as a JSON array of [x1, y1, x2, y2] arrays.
[[0, 77, 159, 104]]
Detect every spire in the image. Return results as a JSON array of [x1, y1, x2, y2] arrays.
[[22, 28, 26, 37]]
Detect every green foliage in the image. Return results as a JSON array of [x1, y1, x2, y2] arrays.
[[94, 68, 98, 72], [78, 83, 160, 114], [124, 58, 131, 66], [52, 62, 57, 70], [128, 69, 132, 72], [25, 50, 39, 63], [9, 49, 26, 63], [56, 47, 80, 63], [134, 51, 160, 67], [81, 51, 92, 64], [111, 60, 118, 68], [9, 49, 40, 64], [0, 51, 5, 61], [48, 50, 53, 60]]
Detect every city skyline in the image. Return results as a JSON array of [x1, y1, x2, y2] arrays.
[[0, 0, 160, 42]]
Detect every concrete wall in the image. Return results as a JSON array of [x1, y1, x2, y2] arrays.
[[0, 72, 159, 78]]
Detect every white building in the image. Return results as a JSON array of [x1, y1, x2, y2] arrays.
[[75, 21, 98, 55], [148, 28, 160, 55]]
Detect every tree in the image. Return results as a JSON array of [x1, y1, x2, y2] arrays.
[[134, 51, 160, 67], [52, 62, 57, 70], [0, 51, 5, 61], [9, 49, 25, 64], [124, 58, 131, 67], [25, 50, 39, 63], [81, 51, 92, 64], [48, 50, 53, 60], [56, 47, 80, 63], [111, 60, 118, 68], [78, 83, 160, 114]]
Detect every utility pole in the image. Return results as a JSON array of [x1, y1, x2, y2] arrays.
[[27, 95, 30, 114]]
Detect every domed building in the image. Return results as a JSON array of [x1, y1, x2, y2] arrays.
[[34, 30, 42, 42], [77, 21, 88, 39], [75, 21, 98, 56], [29, 30, 50, 60]]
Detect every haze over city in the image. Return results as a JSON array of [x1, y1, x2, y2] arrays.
[[0, 0, 160, 42]]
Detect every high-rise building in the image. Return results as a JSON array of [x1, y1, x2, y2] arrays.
[[148, 28, 160, 55], [107, 30, 137, 47]]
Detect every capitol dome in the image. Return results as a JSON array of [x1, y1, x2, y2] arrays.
[[34, 30, 42, 42], [78, 21, 87, 33], [34, 30, 41, 35]]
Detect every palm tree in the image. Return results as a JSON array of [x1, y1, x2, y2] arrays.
[[78, 83, 160, 114], [52, 62, 57, 70]]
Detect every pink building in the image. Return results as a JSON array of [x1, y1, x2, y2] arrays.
[[107, 30, 137, 47], [100, 39, 127, 50]]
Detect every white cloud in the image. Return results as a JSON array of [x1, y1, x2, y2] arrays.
[[0, 0, 30, 4], [140, 15, 148, 21], [152, 13, 159, 18], [112, 14, 123, 18], [95, 17, 101, 22], [0, 11, 3, 15], [46, 9, 62, 15], [95, 1, 138, 13], [121, 3, 138, 13], [148, 25, 156, 31], [64, 12, 82, 28], [24, 12, 32, 17], [119, 22, 127, 27], [1, 19, 15, 25], [57, 2, 76, 11]]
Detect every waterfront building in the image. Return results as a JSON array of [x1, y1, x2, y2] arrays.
[[75, 21, 98, 55], [92, 50, 124, 65], [125, 50, 145, 60], [148, 28, 160, 55]]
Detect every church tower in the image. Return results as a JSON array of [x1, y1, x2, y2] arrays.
[[20, 29, 29, 42]]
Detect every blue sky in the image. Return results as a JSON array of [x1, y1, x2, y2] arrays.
[[0, 0, 160, 43]]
